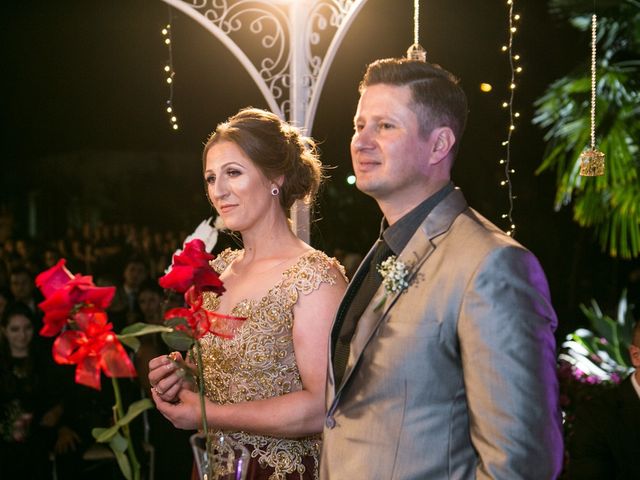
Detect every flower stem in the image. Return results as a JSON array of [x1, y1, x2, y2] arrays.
[[194, 341, 208, 436], [194, 340, 212, 478], [112, 377, 141, 480]]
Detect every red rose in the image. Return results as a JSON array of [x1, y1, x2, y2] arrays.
[[165, 305, 211, 340], [52, 307, 136, 390], [159, 239, 224, 296], [38, 275, 115, 337]]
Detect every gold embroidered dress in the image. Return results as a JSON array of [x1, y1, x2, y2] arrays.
[[200, 249, 345, 480]]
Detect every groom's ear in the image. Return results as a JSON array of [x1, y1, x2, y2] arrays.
[[428, 127, 456, 165]]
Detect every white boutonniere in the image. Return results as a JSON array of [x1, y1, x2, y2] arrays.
[[375, 255, 410, 310]]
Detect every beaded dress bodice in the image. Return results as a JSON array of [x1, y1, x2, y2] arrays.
[[200, 248, 345, 480]]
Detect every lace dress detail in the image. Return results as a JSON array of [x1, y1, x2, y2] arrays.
[[200, 249, 346, 480]]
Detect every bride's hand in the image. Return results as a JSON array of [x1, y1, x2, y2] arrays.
[[148, 352, 192, 403], [152, 388, 201, 430]]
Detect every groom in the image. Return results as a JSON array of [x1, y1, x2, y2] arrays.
[[321, 58, 563, 479]]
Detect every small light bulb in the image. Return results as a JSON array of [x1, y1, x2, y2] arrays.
[[513, 54, 520, 60], [510, 169, 516, 173], [514, 112, 520, 118], [165, 38, 171, 45], [166, 77, 172, 84], [501, 45, 508, 52], [346, 175, 356, 185], [510, 27, 517, 33], [509, 83, 516, 89], [502, 102, 509, 108], [499, 159, 506, 164], [501, 214, 508, 219], [514, 14, 521, 20], [164, 65, 170, 72], [172, 124, 179, 130], [480, 83, 492, 93], [166, 106, 172, 113], [161, 28, 168, 35], [502, 141, 509, 146], [509, 125, 515, 130], [171, 116, 177, 122], [516, 66, 523, 73]]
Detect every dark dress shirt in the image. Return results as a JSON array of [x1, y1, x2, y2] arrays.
[[332, 182, 454, 387]]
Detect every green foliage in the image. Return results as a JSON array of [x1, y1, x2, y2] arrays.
[[118, 322, 173, 352], [534, 0, 640, 258], [560, 290, 635, 379], [91, 389, 154, 480], [161, 317, 196, 351]]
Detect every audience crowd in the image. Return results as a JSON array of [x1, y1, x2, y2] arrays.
[[0, 221, 194, 480]]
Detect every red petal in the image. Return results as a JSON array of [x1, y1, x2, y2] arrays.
[[36, 260, 74, 298], [100, 336, 136, 379], [39, 309, 71, 337], [73, 308, 110, 336], [75, 356, 102, 390], [53, 331, 85, 365]]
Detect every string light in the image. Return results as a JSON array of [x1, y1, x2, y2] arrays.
[[498, 0, 522, 237], [162, 7, 179, 131]]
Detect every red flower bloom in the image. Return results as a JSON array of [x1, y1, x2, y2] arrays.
[[164, 289, 245, 340], [52, 307, 136, 390], [35, 259, 74, 298], [38, 274, 115, 337], [159, 239, 225, 296], [165, 306, 211, 340]]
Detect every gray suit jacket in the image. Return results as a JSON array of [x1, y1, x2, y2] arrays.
[[321, 189, 563, 479]]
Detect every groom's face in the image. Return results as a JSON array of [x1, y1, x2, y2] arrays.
[[351, 83, 434, 206]]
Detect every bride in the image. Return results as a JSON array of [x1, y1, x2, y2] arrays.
[[148, 107, 347, 479]]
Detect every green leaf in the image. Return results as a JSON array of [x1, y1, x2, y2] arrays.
[[119, 322, 174, 337], [91, 426, 117, 443], [119, 398, 154, 426], [112, 446, 133, 480], [117, 323, 174, 353], [119, 336, 141, 352], [109, 432, 128, 453], [162, 330, 195, 351], [91, 399, 154, 444]]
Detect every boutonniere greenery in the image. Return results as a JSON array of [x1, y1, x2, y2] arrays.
[[375, 255, 410, 310]]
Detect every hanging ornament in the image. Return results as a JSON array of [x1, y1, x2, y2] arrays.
[[406, 0, 426, 61], [579, 14, 605, 176]]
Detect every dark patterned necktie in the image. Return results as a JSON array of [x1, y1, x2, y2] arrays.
[[333, 238, 392, 387]]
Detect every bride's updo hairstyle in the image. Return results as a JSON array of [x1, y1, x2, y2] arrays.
[[202, 107, 324, 212]]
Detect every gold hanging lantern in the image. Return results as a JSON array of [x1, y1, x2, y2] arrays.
[[579, 14, 605, 177], [406, 0, 426, 61]]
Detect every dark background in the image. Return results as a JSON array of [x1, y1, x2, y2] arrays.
[[2, 0, 636, 336]]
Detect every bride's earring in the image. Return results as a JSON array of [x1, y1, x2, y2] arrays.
[[271, 186, 280, 196]]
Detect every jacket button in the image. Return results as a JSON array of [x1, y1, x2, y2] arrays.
[[325, 416, 336, 429]]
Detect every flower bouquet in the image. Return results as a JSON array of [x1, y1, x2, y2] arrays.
[[36, 260, 172, 480], [158, 239, 248, 480]]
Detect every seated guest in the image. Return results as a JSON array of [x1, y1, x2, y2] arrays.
[[0, 302, 63, 480], [569, 320, 640, 479]]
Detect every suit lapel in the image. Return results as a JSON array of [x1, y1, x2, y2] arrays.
[[332, 189, 468, 397], [327, 241, 382, 392]]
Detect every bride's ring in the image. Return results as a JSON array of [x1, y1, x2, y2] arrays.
[[154, 386, 164, 395]]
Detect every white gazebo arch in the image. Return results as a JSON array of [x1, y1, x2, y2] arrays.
[[160, 0, 369, 241]]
